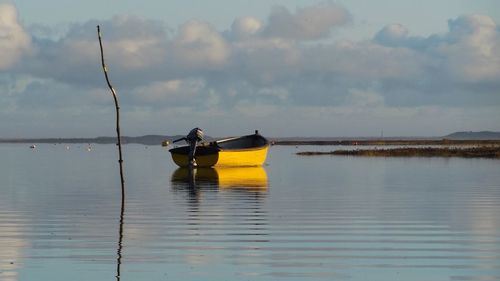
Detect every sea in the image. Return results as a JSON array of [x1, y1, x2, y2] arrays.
[[1, 143, 499, 281]]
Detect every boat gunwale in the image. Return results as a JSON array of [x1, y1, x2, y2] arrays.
[[218, 143, 269, 152], [169, 134, 269, 155], [215, 134, 269, 150], [168, 145, 220, 156]]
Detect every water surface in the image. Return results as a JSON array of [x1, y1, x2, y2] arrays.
[[1, 144, 499, 280]]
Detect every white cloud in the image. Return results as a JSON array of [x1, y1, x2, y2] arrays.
[[3, 3, 500, 137], [374, 24, 409, 47], [262, 1, 350, 40], [132, 78, 206, 105], [13, 15, 171, 89], [373, 14, 500, 83], [306, 41, 425, 80], [96, 16, 169, 70], [441, 14, 500, 82], [231, 37, 301, 84], [230, 17, 263, 40], [0, 4, 31, 70], [172, 20, 231, 69]]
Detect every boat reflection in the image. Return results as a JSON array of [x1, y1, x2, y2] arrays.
[[171, 166, 268, 191]]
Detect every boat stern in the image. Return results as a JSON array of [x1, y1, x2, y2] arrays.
[[169, 145, 219, 167]]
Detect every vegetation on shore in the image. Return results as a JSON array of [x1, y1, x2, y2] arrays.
[[275, 139, 500, 146], [297, 146, 500, 158]]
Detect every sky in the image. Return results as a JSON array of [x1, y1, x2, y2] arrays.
[[1, 0, 500, 138]]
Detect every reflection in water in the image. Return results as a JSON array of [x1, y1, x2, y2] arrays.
[[171, 166, 268, 190], [0, 213, 26, 281], [115, 193, 125, 281], [171, 166, 268, 208], [2, 144, 500, 281], [170, 166, 270, 274]]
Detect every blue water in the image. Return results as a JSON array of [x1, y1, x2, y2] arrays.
[[1, 143, 499, 281]]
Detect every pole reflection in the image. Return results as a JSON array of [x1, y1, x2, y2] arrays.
[[115, 191, 125, 281]]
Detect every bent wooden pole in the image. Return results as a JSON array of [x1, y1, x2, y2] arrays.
[[97, 25, 125, 193]]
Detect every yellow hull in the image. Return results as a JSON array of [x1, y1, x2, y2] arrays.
[[170, 146, 269, 167], [171, 166, 268, 189], [215, 166, 268, 189], [169, 133, 269, 167], [217, 146, 269, 167]]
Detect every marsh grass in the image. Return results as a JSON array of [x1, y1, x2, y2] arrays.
[[297, 146, 500, 158]]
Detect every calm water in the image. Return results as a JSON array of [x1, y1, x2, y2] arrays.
[[1, 143, 499, 281]]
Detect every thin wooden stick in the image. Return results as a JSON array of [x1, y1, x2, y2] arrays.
[[97, 25, 125, 191], [97, 25, 126, 281]]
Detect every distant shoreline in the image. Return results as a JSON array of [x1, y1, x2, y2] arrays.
[[2, 138, 500, 146], [274, 139, 500, 146], [2, 131, 499, 146], [0, 135, 181, 146], [297, 146, 500, 159]]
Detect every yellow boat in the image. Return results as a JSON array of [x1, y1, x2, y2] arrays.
[[171, 166, 268, 190], [169, 131, 269, 167]]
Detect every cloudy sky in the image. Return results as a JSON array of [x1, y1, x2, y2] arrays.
[[2, 0, 500, 138]]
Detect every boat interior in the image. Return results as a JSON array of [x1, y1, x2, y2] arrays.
[[216, 135, 268, 149]]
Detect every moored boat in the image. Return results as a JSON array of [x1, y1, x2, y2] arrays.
[[169, 130, 269, 167]]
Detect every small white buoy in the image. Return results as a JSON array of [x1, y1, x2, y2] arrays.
[[30, 144, 36, 149]]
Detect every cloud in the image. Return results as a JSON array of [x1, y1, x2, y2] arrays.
[[2, 3, 500, 137], [442, 14, 500, 82], [261, 1, 351, 40], [17, 15, 170, 88], [0, 4, 31, 70], [230, 17, 263, 40], [230, 37, 301, 85], [14, 9, 500, 108], [371, 14, 500, 108], [131, 78, 206, 106], [374, 14, 500, 82], [95, 16, 169, 70], [373, 24, 410, 47], [172, 20, 231, 69]]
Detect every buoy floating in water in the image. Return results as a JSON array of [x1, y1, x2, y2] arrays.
[[30, 144, 36, 149]]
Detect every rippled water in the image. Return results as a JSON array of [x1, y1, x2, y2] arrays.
[[1, 143, 499, 281]]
